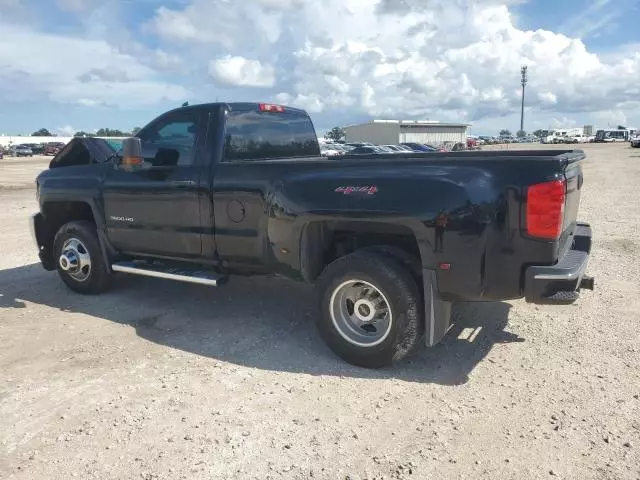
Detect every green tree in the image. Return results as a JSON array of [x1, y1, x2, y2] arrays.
[[182, 101, 189, 107], [74, 131, 95, 137], [325, 126, 346, 142], [95, 128, 128, 137], [516, 129, 526, 138], [499, 129, 512, 137], [131, 127, 141, 136], [533, 129, 545, 138], [32, 128, 53, 136]]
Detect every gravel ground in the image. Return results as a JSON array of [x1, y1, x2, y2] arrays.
[[1, 145, 639, 480]]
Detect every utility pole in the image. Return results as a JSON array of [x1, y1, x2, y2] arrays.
[[520, 65, 528, 134]]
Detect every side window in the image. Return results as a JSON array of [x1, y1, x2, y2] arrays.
[[224, 110, 320, 161], [138, 114, 199, 167]]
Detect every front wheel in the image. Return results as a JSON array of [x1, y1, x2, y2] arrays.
[[53, 221, 111, 294], [315, 251, 424, 368]]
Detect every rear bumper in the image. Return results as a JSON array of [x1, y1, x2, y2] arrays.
[[524, 222, 594, 305]]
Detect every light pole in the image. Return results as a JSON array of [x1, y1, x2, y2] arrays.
[[520, 65, 528, 134]]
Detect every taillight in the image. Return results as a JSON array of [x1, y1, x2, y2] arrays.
[[258, 103, 285, 113], [526, 179, 566, 239]]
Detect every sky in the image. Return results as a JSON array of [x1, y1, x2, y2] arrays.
[[0, 0, 639, 137]]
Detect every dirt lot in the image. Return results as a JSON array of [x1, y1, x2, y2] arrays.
[[1, 145, 639, 480]]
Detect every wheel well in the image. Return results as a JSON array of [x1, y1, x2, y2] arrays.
[[300, 221, 421, 282], [40, 201, 95, 249]]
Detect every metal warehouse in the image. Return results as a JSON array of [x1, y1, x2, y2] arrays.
[[344, 120, 470, 146]]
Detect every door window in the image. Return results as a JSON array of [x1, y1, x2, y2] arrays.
[[138, 113, 199, 167]]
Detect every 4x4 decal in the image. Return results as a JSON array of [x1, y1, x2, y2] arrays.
[[334, 185, 378, 195]]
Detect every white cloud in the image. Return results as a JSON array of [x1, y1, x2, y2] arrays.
[[151, 1, 286, 49], [558, 0, 627, 39], [254, 0, 303, 10], [594, 110, 629, 127], [538, 92, 558, 105], [550, 116, 577, 128], [145, 0, 639, 129], [54, 125, 77, 136], [208, 56, 275, 88], [0, 24, 188, 108], [56, 0, 96, 12], [2, 0, 639, 133]]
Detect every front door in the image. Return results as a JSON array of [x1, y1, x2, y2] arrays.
[[103, 109, 206, 258]]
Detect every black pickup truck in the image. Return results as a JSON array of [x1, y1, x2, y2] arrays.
[[31, 102, 594, 368]]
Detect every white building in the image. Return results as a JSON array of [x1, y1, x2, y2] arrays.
[[0, 135, 127, 148], [344, 120, 470, 146]]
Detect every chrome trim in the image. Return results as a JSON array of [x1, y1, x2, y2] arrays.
[[111, 264, 219, 286], [533, 256, 588, 281], [169, 180, 197, 187], [60, 238, 92, 282], [329, 279, 393, 348], [534, 272, 581, 281]]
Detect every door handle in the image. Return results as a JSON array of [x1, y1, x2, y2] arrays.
[[169, 180, 196, 187]]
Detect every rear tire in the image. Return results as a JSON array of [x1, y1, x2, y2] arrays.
[[53, 221, 111, 294], [315, 251, 424, 368]]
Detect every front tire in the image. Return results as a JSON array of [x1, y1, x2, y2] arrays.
[[315, 251, 424, 368], [53, 221, 111, 294]]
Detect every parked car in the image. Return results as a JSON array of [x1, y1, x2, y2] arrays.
[[382, 145, 407, 153], [13, 145, 33, 157], [333, 144, 354, 154], [631, 135, 640, 148], [321, 146, 342, 156], [478, 136, 497, 145], [345, 142, 374, 148], [44, 142, 66, 156], [347, 146, 383, 155], [394, 145, 414, 152], [401, 142, 436, 152], [24, 143, 45, 154], [376, 145, 400, 154], [30, 102, 594, 368]]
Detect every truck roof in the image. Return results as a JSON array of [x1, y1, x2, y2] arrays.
[[165, 102, 309, 116]]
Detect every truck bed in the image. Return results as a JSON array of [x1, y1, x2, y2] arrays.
[[339, 149, 586, 164]]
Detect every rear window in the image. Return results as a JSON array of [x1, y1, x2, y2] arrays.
[[224, 109, 320, 161]]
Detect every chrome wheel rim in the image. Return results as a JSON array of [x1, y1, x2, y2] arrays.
[[59, 238, 92, 282], [329, 279, 393, 347]]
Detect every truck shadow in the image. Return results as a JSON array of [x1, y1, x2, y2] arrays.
[[0, 263, 523, 385]]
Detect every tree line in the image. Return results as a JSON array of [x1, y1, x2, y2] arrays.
[[499, 129, 548, 138], [30, 127, 141, 137]]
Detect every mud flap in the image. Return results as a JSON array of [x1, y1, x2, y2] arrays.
[[423, 269, 453, 347], [31, 213, 56, 271]]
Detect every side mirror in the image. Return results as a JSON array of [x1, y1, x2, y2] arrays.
[[117, 137, 144, 170]]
